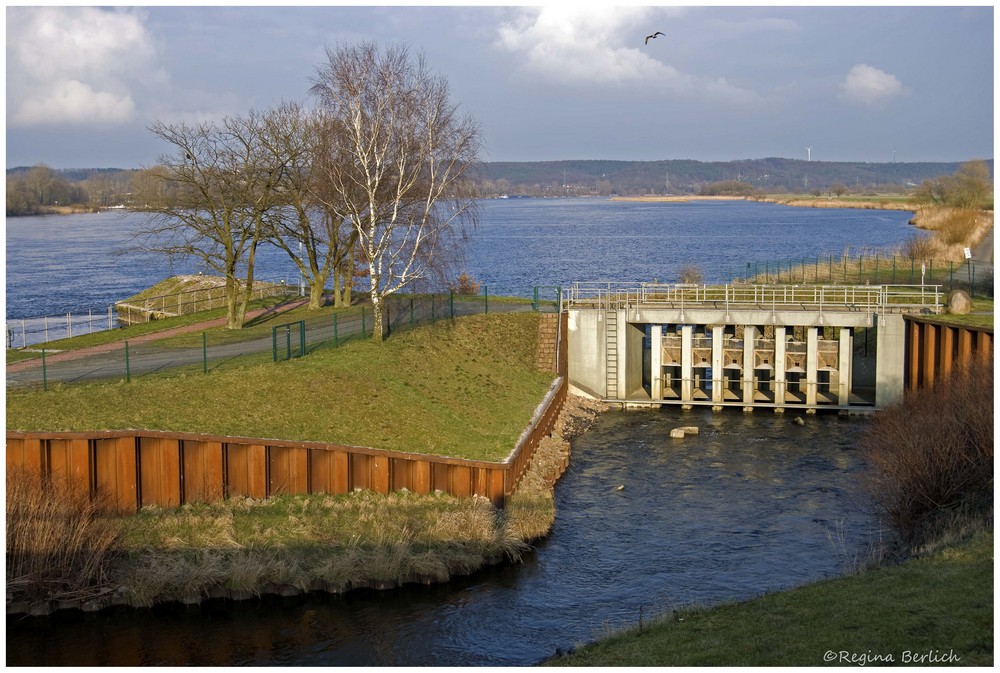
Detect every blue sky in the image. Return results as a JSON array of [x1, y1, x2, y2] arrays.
[[5, 3, 995, 169]]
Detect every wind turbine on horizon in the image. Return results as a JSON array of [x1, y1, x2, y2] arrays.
[[805, 146, 812, 162]]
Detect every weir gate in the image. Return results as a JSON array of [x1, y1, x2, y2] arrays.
[[562, 283, 944, 412]]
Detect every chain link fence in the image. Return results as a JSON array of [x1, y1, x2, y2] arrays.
[[6, 288, 555, 390], [736, 253, 993, 298]]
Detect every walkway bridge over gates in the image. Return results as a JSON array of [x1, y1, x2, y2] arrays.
[[561, 283, 945, 412]]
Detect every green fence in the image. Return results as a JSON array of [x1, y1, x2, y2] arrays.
[[739, 254, 992, 298], [7, 288, 549, 390]]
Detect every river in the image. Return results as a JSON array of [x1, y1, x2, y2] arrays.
[[6, 407, 879, 666], [5, 198, 914, 320], [6, 198, 900, 665]]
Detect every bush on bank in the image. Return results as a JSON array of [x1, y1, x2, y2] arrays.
[[859, 364, 993, 551]]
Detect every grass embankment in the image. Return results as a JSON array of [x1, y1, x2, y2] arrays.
[[6, 312, 555, 462], [7, 312, 608, 609], [547, 530, 992, 667], [5, 397, 585, 608]]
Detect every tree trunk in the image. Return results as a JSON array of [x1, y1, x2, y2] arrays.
[[370, 288, 386, 343], [225, 276, 241, 329], [308, 270, 328, 310], [233, 241, 259, 329]]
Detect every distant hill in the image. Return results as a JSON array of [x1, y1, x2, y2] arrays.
[[8, 158, 991, 200], [472, 158, 990, 197]]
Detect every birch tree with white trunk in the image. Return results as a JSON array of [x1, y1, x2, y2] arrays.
[[309, 42, 481, 342]]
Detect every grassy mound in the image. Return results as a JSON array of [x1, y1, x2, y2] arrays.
[[6, 312, 555, 461]]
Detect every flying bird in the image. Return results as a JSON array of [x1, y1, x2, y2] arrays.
[[645, 31, 665, 45]]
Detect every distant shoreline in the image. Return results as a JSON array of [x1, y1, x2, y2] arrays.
[[611, 194, 916, 212]]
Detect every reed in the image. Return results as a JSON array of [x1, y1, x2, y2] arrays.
[[6, 470, 123, 603]]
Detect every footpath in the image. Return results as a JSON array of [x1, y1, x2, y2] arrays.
[[6, 299, 308, 375]]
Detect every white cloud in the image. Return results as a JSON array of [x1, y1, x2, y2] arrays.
[[7, 7, 158, 126], [839, 64, 909, 107], [495, 7, 758, 102]]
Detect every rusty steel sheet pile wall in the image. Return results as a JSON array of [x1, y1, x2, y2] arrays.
[[7, 311, 571, 512], [904, 317, 993, 391]]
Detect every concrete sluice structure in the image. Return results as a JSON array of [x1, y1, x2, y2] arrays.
[[564, 283, 944, 412]]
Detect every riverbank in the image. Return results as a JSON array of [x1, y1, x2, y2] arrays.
[[545, 528, 992, 666], [6, 393, 606, 617]]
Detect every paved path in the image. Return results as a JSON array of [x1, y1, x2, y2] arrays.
[[6, 299, 309, 373]]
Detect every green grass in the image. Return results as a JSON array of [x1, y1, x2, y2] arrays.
[[546, 530, 993, 667], [6, 312, 555, 461]]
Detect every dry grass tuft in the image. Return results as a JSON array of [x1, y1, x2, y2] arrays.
[[6, 470, 124, 603]]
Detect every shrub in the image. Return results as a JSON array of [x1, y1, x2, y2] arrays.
[[6, 470, 123, 603], [677, 265, 704, 284], [448, 272, 481, 295], [859, 365, 993, 549], [936, 209, 981, 246], [899, 233, 936, 260]]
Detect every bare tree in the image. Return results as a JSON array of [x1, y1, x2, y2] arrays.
[[257, 102, 357, 310], [309, 42, 481, 342], [132, 115, 284, 329]]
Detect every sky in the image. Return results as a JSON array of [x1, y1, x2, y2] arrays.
[[4, 3, 996, 169]]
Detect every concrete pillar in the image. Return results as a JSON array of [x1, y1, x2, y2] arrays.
[[876, 314, 906, 408], [651, 324, 663, 400], [711, 325, 725, 405], [806, 327, 818, 406], [774, 326, 787, 405], [681, 324, 694, 402], [838, 327, 853, 405], [743, 325, 757, 405]]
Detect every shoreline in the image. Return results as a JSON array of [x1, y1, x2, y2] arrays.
[[6, 393, 608, 619]]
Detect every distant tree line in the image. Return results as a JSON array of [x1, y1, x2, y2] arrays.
[[911, 159, 993, 209], [11, 157, 993, 217], [474, 157, 991, 199], [5, 164, 126, 215]]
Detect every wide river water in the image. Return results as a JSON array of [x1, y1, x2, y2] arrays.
[[5, 197, 915, 319], [6, 199, 904, 665]]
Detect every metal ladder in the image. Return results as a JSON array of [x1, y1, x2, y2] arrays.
[[605, 303, 619, 399]]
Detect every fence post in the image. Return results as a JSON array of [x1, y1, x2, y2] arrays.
[[44, 315, 49, 343], [41, 349, 48, 391], [533, 286, 539, 311], [450, 292, 455, 318], [67, 312, 72, 339], [203, 332, 208, 374], [333, 313, 339, 347], [484, 285, 489, 314], [299, 320, 306, 357], [431, 296, 436, 323], [125, 341, 131, 383]]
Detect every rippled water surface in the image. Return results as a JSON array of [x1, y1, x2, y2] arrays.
[[5, 199, 914, 319], [7, 408, 880, 666]]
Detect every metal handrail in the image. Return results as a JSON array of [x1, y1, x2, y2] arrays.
[[564, 282, 942, 314]]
